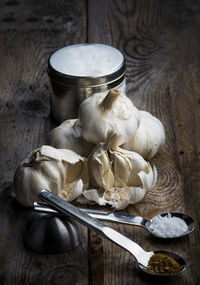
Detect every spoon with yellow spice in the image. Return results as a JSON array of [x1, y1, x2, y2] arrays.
[[38, 190, 186, 277]]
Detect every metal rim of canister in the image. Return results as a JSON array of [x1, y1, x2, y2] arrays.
[[47, 44, 126, 88]]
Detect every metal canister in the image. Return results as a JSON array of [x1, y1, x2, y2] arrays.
[[48, 43, 126, 122]]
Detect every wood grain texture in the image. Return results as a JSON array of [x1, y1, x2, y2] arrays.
[[1, 0, 200, 284], [88, 0, 200, 284], [0, 1, 88, 284]]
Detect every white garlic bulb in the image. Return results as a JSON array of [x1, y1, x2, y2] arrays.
[[81, 162, 156, 210], [14, 145, 89, 207], [81, 133, 157, 209], [47, 119, 95, 157], [78, 89, 140, 145], [123, 111, 165, 160]]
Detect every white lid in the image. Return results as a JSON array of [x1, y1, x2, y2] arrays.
[[49, 43, 124, 77]]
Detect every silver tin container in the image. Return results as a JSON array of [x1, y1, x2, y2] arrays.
[[48, 43, 126, 122]]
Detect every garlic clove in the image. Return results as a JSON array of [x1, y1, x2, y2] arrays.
[[110, 152, 131, 186], [47, 119, 95, 157], [78, 89, 140, 145], [123, 110, 165, 160], [88, 131, 157, 204], [58, 148, 89, 188], [59, 179, 83, 201], [137, 163, 157, 190], [109, 142, 150, 187], [89, 141, 114, 190], [109, 134, 157, 205], [78, 139, 157, 209], [80, 163, 157, 209], [129, 186, 146, 204], [129, 164, 157, 204]]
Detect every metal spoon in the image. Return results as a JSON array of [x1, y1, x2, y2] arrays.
[[38, 190, 186, 277], [34, 202, 194, 239]]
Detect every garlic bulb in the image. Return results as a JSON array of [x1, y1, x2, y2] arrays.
[[14, 145, 89, 207], [78, 89, 140, 145], [82, 133, 157, 209], [47, 119, 95, 157], [123, 111, 165, 160], [81, 162, 156, 210]]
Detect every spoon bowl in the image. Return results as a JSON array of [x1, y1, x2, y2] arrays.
[[38, 190, 186, 277], [139, 250, 186, 276], [145, 212, 195, 239]]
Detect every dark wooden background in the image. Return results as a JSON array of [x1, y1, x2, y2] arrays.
[[0, 0, 200, 284]]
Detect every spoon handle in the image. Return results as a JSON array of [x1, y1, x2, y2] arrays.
[[82, 209, 147, 227], [38, 190, 146, 262], [39, 190, 105, 235], [34, 202, 147, 227]]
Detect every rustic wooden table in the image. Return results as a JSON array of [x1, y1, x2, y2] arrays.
[[0, 0, 200, 284]]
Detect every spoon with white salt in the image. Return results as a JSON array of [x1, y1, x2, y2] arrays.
[[34, 203, 195, 239], [38, 190, 186, 277]]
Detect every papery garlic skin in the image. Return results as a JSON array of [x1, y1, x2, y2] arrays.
[[81, 187, 131, 210], [110, 147, 149, 187], [108, 133, 157, 188], [88, 139, 115, 190], [78, 89, 140, 145], [59, 179, 83, 201], [81, 162, 157, 209], [123, 111, 165, 160], [82, 133, 157, 209], [14, 145, 89, 207], [110, 142, 157, 205], [47, 119, 95, 157], [129, 164, 157, 204]]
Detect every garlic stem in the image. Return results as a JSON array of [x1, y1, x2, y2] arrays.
[[101, 89, 120, 110], [79, 88, 140, 145]]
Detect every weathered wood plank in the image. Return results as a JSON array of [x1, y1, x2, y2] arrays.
[[87, 0, 200, 284], [0, 1, 89, 284]]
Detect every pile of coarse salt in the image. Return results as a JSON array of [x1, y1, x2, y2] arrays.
[[149, 213, 188, 238]]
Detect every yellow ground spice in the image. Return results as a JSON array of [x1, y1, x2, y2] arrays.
[[147, 253, 181, 275]]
